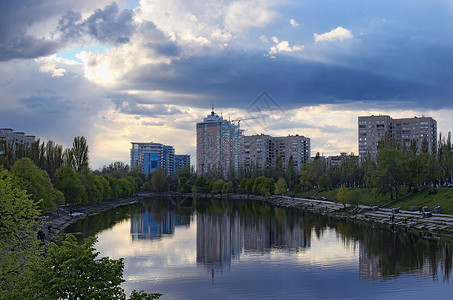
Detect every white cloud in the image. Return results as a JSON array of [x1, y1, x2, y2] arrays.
[[290, 19, 300, 27], [313, 26, 354, 43], [259, 35, 269, 43], [224, 0, 278, 33], [268, 36, 304, 57], [39, 63, 67, 77]]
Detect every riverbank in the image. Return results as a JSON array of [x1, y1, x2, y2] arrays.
[[204, 193, 453, 238], [44, 191, 453, 245], [42, 191, 159, 244]]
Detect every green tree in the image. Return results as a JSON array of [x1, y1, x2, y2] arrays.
[[151, 167, 167, 192], [299, 163, 314, 190], [0, 168, 45, 296], [285, 155, 297, 190], [10, 157, 61, 211], [71, 136, 89, 172], [55, 166, 86, 205], [193, 176, 206, 193], [211, 179, 225, 194], [275, 177, 287, 196], [12, 235, 161, 300], [317, 173, 331, 191], [222, 181, 234, 194]]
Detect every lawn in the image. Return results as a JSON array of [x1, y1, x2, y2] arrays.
[[386, 188, 453, 215], [296, 187, 453, 214], [296, 188, 390, 206]]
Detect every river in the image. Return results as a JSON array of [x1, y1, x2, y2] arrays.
[[65, 197, 453, 299]]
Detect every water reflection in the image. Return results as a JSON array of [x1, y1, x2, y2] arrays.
[[64, 196, 453, 298], [196, 204, 311, 271]]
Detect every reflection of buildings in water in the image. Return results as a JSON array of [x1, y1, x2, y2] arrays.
[[130, 210, 190, 240], [196, 210, 311, 268], [196, 211, 243, 268], [359, 243, 382, 280], [243, 217, 311, 252]]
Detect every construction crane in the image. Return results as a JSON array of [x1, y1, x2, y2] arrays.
[[231, 115, 268, 130]]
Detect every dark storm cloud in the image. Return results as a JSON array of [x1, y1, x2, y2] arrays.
[[0, 1, 137, 61], [119, 48, 453, 111], [0, 0, 61, 60], [19, 89, 73, 114], [80, 2, 136, 44], [56, 2, 136, 45]]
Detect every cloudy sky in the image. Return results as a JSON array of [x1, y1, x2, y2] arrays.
[[1, 0, 452, 169]]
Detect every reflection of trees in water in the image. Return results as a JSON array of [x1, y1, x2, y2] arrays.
[[64, 203, 140, 242], [67, 197, 453, 282], [330, 218, 453, 281]]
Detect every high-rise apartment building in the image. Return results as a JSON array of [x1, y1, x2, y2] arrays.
[[196, 109, 244, 178], [244, 134, 310, 171], [131, 142, 190, 177], [175, 154, 191, 172], [358, 115, 437, 160]]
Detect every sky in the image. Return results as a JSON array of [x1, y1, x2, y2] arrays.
[[1, 0, 453, 169]]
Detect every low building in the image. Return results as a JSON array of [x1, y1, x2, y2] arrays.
[[0, 128, 35, 155], [326, 152, 358, 169]]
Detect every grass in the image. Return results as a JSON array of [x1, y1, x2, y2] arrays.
[[297, 188, 390, 206], [386, 188, 453, 215], [296, 187, 453, 214]]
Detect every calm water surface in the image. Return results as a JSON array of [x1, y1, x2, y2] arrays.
[[66, 198, 453, 299]]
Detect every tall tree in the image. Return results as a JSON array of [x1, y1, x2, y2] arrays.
[[72, 136, 89, 172], [0, 168, 45, 296], [55, 165, 86, 205], [151, 167, 167, 192]]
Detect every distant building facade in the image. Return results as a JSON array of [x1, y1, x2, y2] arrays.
[[130, 142, 189, 177], [326, 152, 358, 169], [175, 154, 191, 172], [196, 109, 244, 178], [358, 115, 437, 160], [0, 128, 35, 155], [244, 134, 310, 172]]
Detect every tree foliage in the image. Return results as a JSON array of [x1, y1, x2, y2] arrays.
[[11, 235, 161, 300], [0, 168, 45, 296], [151, 167, 167, 192], [10, 158, 61, 211]]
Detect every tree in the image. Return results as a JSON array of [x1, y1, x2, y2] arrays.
[[336, 187, 348, 208], [0, 168, 45, 296], [151, 167, 167, 192], [317, 173, 331, 191], [275, 177, 287, 196], [285, 155, 297, 189], [222, 181, 234, 194], [71, 136, 89, 172], [12, 235, 161, 300], [211, 179, 225, 194], [299, 163, 314, 190], [55, 165, 86, 205], [10, 157, 61, 211]]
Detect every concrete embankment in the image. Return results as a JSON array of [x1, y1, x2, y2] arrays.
[[43, 192, 157, 244], [257, 195, 453, 237]]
